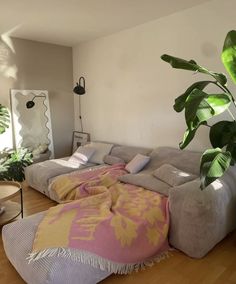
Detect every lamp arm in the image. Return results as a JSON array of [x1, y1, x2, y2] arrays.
[[79, 76, 85, 89], [32, 95, 46, 101]]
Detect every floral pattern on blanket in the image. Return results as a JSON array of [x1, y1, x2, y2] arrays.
[[29, 164, 169, 273]]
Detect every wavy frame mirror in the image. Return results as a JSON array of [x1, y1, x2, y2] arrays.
[[10, 89, 54, 159]]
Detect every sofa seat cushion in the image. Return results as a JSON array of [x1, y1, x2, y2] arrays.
[[25, 159, 96, 197], [118, 173, 170, 196]]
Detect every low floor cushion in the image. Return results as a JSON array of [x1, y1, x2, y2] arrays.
[[2, 212, 111, 284]]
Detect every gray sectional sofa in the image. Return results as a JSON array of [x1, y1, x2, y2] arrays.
[[2, 143, 236, 284]]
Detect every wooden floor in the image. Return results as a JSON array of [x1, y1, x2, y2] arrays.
[[0, 183, 236, 284]]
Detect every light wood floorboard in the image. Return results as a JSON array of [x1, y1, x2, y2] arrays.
[[0, 183, 236, 284]]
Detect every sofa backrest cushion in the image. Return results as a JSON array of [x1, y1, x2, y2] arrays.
[[110, 145, 151, 163], [143, 147, 201, 175], [103, 155, 125, 165]]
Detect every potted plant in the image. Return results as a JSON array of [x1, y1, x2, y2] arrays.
[[161, 30, 236, 189]]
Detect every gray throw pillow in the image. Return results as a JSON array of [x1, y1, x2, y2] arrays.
[[84, 142, 114, 164], [153, 164, 197, 187], [125, 154, 150, 174], [118, 173, 170, 196], [68, 146, 96, 165]]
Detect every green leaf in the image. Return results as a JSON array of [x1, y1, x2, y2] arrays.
[[179, 122, 207, 149], [161, 54, 198, 71], [226, 143, 236, 165], [210, 121, 236, 148], [185, 89, 231, 129], [161, 54, 227, 85], [0, 148, 33, 182], [221, 30, 236, 84], [0, 104, 10, 134], [200, 148, 231, 189], [174, 81, 213, 112]]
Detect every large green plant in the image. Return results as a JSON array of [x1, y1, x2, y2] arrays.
[[0, 148, 32, 182], [161, 30, 236, 189], [0, 104, 32, 182]]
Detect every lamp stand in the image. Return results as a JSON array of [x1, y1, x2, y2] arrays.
[[79, 95, 84, 132]]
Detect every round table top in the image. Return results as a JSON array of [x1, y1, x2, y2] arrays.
[[0, 181, 21, 202]]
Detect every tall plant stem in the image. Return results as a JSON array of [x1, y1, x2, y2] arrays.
[[215, 82, 234, 98], [215, 82, 236, 113]]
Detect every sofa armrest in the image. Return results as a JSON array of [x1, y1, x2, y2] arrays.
[[168, 171, 236, 258]]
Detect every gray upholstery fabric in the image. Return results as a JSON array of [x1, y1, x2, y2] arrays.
[[103, 155, 125, 165], [143, 147, 201, 175], [118, 173, 170, 196], [2, 213, 111, 284], [169, 166, 236, 258], [110, 145, 151, 163]]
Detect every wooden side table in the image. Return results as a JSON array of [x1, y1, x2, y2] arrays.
[[0, 181, 23, 226]]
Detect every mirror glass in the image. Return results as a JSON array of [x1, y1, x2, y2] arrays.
[[10, 89, 54, 160]]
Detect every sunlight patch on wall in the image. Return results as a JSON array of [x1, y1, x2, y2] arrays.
[[0, 129, 13, 151], [0, 26, 20, 80]]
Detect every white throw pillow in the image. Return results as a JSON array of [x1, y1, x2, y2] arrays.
[[85, 142, 114, 164], [125, 154, 150, 174], [68, 146, 95, 166]]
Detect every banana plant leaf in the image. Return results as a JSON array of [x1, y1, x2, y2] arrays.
[[221, 30, 236, 84], [0, 105, 10, 134], [226, 143, 236, 164], [185, 89, 231, 129], [179, 121, 207, 149], [174, 81, 213, 112], [210, 121, 236, 148], [161, 54, 227, 86], [200, 148, 231, 189]]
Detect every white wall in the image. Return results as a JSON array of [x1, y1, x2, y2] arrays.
[[73, 0, 236, 151], [0, 38, 74, 157]]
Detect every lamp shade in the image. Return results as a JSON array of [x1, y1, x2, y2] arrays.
[[26, 100, 35, 109], [73, 77, 85, 95]]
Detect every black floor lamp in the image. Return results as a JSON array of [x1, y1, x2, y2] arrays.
[[73, 76, 85, 132]]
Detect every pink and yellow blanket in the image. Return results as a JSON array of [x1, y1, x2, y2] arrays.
[[29, 164, 169, 273]]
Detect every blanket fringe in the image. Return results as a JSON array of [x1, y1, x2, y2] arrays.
[[27, 248, 170, 274]]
